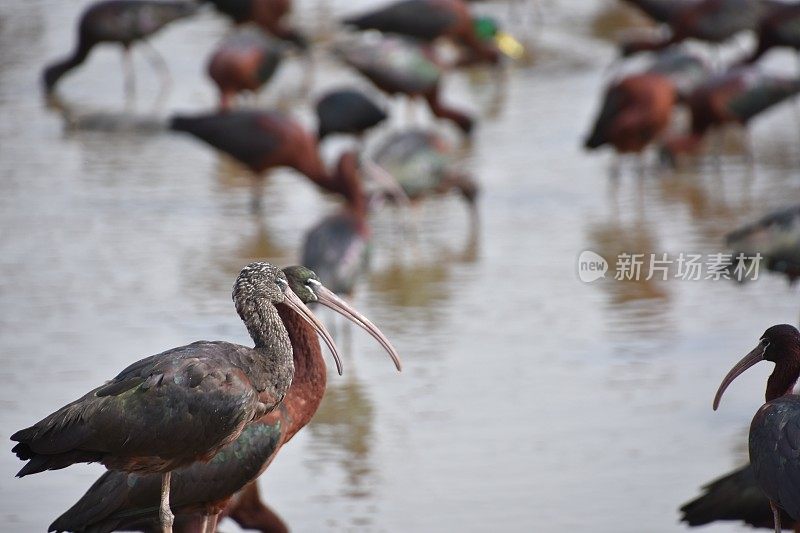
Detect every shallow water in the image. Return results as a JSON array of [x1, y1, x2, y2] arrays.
[[1, 1, 799, 532]]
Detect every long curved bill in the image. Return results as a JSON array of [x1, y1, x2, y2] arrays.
[[282, 285, 344, 375], [713, 340, 769, 410], [314, 283, 402, 372], [362, 158, 411, 207]]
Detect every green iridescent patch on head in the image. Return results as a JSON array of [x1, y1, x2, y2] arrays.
[[282, 265, 321, 303]]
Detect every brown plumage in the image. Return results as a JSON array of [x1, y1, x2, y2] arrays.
[[584, 73, 676, 153]]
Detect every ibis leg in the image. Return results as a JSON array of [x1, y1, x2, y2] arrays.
[[160, 472, 174, 533], [770, 500, 781, 533], [199, 511, 219, 533], [122, 48, 136, 104]]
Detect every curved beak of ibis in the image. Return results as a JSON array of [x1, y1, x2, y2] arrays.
[[362, 159, 411, 207], [314, 284, 402, 372], [713, 339, 769, 410], [282, 285, 344, 375], [495, 31, 525, 60]]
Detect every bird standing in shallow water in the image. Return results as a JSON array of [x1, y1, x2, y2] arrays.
[[372, 128, 478, 226], [48, 266, 400, 533], [202, 0, 307, 49], [714, 324, 800, 533], [337, 34, 475, 136], [170, 110, 361, 211], [302, 152, 375, 297], [11, 262, 341, 533], [42, 0, 198, 96], [662, 67, 800, 161], [342, 0, 503, 66], [619, 0, 764, 57], [207, 30, 286, 110]]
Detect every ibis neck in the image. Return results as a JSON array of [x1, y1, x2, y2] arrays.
[[767, 360, 800, 402], [277, 304, 327, 440], [43, 40, 92, 92], [237, 298, 294, 389]]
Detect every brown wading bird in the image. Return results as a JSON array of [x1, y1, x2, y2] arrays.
[[202, 0, 307, 49], [584, 49, 707, 155], [661, 67, 800, 162], [207, 30, 286, 110], [342, 0, 500, 66], [170, 110, 356, 210], [680, 463, 799, 531], [618, 0, 764, 57], [714, 324, 800, 533], [316, 88, 388, 141], [11, 262, 342, 533], [42, 0, 198, 96], [48, 266, 400, 533], [337, 34, 475, 136]]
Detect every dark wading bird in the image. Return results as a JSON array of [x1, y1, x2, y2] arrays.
[[619, 0, 764, 57], [207, 30, 286, 110], [302, 152, 373, 296], [42, 0, 198, 95], [713, 324, 800, 533], [620, 0, 696, 25], [49, 266, 400, 533], [337, 34, 475, 136], [341, 0, 504, 66], [680, 463, 799, 531], [584, 49, 707, 155], [203, 0, 307, 49], [372, 128, 479, 225], [662, 67, 800, 161], [743, 1, 800, 66], [170, 110, 358, 210], [316, 88, 388, 141], [726, 205, 800, 283], [11, 262, 341, 533]]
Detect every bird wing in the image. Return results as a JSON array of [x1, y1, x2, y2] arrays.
[[12, 341, 262, 476], [170, 112, 284, 173], [343, 0, 456, 41], [750, 396, 800, 520], [49, 416, 285, 533]]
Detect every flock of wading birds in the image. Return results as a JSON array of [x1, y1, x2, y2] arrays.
[[10, 0, 800, 531]]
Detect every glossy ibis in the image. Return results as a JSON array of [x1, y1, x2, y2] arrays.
[[680, 463, 799, 530], [316, 88, 388, 141], [48, 266, 400, 533], [202, 0, 307, 49], [713, 324, 800, 533], [207, 29, 285, 110], [372, 128, 478, 222], [42, 0, 197, 96], [337, 34, 474, 136], [342, 0, 505, 65], [744, 1, 800, 65], [619, 0, 764, 57], [302, 152, 372, 296], [170, 110, 357, 209], [585, 49, 708, 155], [662, 67, 800, 160], [11, 262, 340, 533], [726, 204, 800, 283]]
